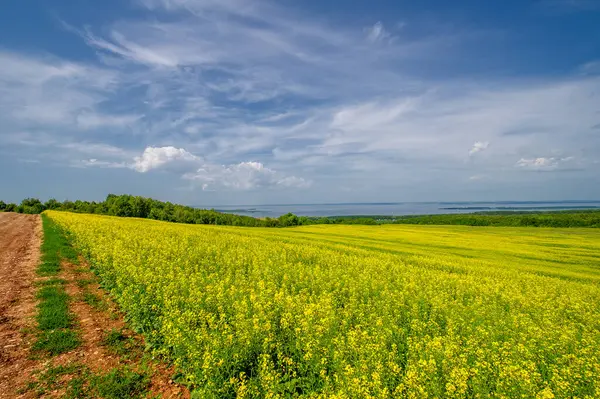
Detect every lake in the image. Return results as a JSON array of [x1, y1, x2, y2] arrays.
[[209, 201, 600, 218]]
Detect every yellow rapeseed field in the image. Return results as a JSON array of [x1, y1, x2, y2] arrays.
[[46, 211, 600, 399]]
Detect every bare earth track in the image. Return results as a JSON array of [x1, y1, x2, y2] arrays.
[[0, 213, 41, 399], [0, 213, 189, 398]]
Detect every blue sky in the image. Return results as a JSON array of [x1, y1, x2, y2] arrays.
[[1, 0, 599, 205]]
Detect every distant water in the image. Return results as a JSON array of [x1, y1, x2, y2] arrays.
[[208, 201, 600, 218]]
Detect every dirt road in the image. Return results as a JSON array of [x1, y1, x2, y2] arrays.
[[0, 213, 41, 398]]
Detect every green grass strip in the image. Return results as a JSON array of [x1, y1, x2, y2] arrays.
[[23, 363, 150, 399], [33, 215, 80, 355], [90, 367, 149, 399], [36, 286, 72, 330], [82, 291, 107, 311], [38, 214, 79, 276], [32, 330, 80, 356]]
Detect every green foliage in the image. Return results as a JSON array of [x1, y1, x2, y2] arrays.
[[22, 363, 85, 397], [393, 211, 600, 228], [76, 278, 94, 288], [3, 194, 380, 227], [0, 200, 5, 210], [23, 363, 149, 399], [103, 329, 128, 349], [82, 291, 107, 311], [33, 329, 80, 355], [278, 212, 299, 226], [25, 217, 151, 396], [36, 286, 72, 330], [19, 197, 45, 214], [102, 328, 141, 357], [329, 217, 378, 225], [38, 214, 78, 275], [90, 367, 149, 399], [33, 215, 80, 356], [4, 194, 600, 228], [44, 198, 62, 210]]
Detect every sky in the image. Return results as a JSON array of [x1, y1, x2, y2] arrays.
[[1, 0, 599, 206]]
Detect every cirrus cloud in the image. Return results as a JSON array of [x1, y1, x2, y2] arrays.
[[2, 0, 600, 203], [515, 156, 576, 171]]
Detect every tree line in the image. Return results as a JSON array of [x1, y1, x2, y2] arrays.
[[391, 212, 600, 228], [2, 195, 599, 228], [0, 195, 377, 227]]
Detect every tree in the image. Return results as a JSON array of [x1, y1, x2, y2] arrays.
[[298, 216, 311, 225], [278, 213, 299, 227], [148, 207, 165, 220], [0, 200, 6, 211], [107, 195, 134, 217], [131, 196, 151, 218], [44, 198, 61, 210], [20, 198, 45, 214], [61, 200, 75, 210]]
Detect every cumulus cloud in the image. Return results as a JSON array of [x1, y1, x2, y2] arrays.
[[77, 145, 311, 191], [74, 145, 199, 172], [131, 146, 199, 172], [183, 161, 311, 190], [469, 141, 489, 156], [515, 156, 575, 171]]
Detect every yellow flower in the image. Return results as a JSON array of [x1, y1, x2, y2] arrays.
[[46, 210, 600, 398]]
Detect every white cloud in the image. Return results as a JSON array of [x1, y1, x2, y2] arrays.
[[60, 142, 135, 158], [81, 28, 194, 68], [579, 60, 600, 75], [72, 145, 199, 172], [183, 161, 311, 190], [0, 51, 88, 85], [76, 112, 143, 129], [276, 175, 312, 188], [331, 99, 418, 131], [3, 0, 600, 202], [131, 146, 200, 172], [365, 22, 390, 43], [515, 156, 576, 171], [0, 51, 117, 130], [77, 159, 128, 169], [74, 1, 446, 106], [262, 75, 600, 182], [469, 174, 486, 181], [469, 141, 489, 156]]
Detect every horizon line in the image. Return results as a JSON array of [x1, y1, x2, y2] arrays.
[[197, 200, 600, 208]]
